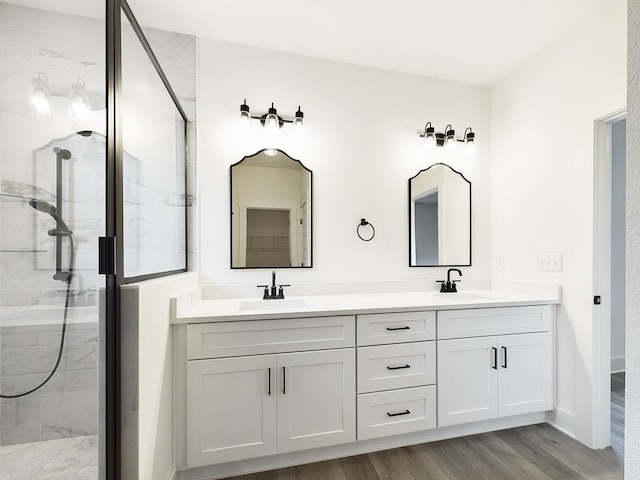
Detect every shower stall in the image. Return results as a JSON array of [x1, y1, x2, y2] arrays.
[[0, 1, 193, 478]]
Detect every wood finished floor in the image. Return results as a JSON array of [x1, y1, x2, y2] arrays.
[[222, 374, 625, 480]]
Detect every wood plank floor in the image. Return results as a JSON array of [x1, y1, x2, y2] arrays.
[[220, 375, 625, 480]]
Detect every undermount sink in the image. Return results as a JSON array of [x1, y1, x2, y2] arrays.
[[238, 298, 308, 311]]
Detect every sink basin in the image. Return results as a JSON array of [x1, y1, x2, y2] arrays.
[[238, 298, 308, 311]]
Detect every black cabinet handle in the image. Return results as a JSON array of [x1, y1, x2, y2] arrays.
[[491, 347, 498, 369], [268, 368, 271, 396], [387, 409, 411, 417], [502, 346, 508, 369], [282, 366, 286, 394], [386, 326, 410, 331], [387, 364, 411, 370]]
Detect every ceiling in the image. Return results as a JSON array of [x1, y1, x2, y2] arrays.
[[126, 0, 609, 86], [7, 0, 610, 86]]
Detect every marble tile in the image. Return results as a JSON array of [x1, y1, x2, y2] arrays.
[[0, 325, 40, 348], [0, 396, 41, 446], [40, 390, 98, 440], [0, 435, 98, 480], [39, 322, 98, 347], [1, 343, 97, 376], [1, 368, 98, 396]]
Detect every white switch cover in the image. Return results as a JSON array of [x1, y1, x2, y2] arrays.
[[537, 254, 563, 272], [496, 256, 505, 270]]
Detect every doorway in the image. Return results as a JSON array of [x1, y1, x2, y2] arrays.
[[593, 109, 626, 451]]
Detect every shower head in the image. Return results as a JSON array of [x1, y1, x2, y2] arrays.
[[53, 147, 71, 160], [29, 199, 71, 235]]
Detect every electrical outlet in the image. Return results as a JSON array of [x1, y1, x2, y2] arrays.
[[537, 254, 563, 272], [496, 256, 505, 270]]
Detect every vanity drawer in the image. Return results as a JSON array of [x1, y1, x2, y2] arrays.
[[357, 386, 437, 440], [357, 311, 436, 346], [437, 305, 553, 340], [187, 316, 355, 360], [357, 342, 436, 393]]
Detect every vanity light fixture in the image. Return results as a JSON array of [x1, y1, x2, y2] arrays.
[[29, 72, 95, 122], [240, 99, 304, 129], [419, 123, 476, 150]]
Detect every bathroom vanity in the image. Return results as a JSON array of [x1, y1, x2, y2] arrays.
[[171, 287, 559, 479]]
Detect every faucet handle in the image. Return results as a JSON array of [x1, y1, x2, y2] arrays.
[[277, 284, 290, 299], [257, 285, 270, 299]]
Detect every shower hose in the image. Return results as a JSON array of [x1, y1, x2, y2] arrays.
[[0, 235, 75, 399]]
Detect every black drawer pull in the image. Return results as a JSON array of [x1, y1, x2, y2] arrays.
[[387, 364, 411, 370], [386, 326, 410, 331], [491, 347, 498, 370], [502, 346, 508, 368], [387, 409, 411, 417]]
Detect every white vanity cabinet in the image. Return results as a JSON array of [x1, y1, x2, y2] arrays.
[[436, 305, 553, 427], [185, 316, 356, 468], [356, 311, 438, 440]]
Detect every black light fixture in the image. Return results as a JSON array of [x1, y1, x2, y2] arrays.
[[419, 123, 476, 150], [240, 99, 304, 128]]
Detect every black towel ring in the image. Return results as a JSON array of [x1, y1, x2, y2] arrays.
[[357, 218, 375, 242]]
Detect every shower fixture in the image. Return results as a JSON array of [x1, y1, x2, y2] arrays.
[[0, 146, 76, 399]]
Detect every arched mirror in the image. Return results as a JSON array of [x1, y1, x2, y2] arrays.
[[409, 163, 471, 266], [230, 149, 312, 268]]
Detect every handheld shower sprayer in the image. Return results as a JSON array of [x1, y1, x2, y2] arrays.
[[29, 199, 72, 235]]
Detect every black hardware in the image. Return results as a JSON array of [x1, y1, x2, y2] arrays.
[[268, 368, 271, 396], [386, 326, 411, 331], [387, 410, 411, 417], [438, 268, 462, 293], [501, 346, 508, 369], [594, 295, 601, 305], [357, 218, 376, 241], [99, 236, 116, 275], [259, 271, 288, 299], [387, 364, 411, 370], [491, 347, 498, 370], [282, 366, 286, 394]]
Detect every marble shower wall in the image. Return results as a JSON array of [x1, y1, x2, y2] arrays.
[[0, 2, 196, 446]]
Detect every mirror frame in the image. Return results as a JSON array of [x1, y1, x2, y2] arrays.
[[229, 148, 313, 269], [408, 162, 471, 267]]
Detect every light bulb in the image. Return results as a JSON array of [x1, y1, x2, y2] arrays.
[[30, 90, 52, 117], [69, 93, 90, 122], [294, 106, 304, 128], [265, 113, 279, 133], [264, 148, 278, 157]]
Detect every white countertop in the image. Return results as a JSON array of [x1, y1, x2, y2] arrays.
[[171, 289, 561, 324]]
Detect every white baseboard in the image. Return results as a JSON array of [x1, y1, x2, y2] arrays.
[[546, 406, 575, 439], [176, 413, 545, 480], [611, 356, 626, 373]]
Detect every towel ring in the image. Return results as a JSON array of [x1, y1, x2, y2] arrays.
[[357, 218, 375, 242]]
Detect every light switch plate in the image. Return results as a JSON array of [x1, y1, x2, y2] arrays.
[[537, 254, 563, 272]]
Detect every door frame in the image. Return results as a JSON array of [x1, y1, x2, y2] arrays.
[[593, 107, 626, 448]]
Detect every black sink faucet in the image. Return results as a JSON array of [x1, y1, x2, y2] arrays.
[[258, 270, 290, 300], [437, 268, 462, 293]]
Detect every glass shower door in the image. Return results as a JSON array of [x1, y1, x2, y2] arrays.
[[0, 2, 107, 478]]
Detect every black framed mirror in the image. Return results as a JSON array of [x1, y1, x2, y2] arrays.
[[409, 163, 471, 266], [230, 149, 312, 268]]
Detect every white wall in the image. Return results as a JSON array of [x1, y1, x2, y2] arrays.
[[198, 40, 491, 288], [626, 1, 640, 476], [490, 0, 626, 446]]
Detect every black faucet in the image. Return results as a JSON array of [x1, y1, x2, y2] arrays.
[[437, 268, 462, 293], [258, 270, 290, 300]]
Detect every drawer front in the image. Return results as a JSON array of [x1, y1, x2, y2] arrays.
[[437, 305, 553, 340], [357, 311, 436, 346], [357, 342, 436, 393], [357, 386, 437, 440], [187, 316, 355, 359]]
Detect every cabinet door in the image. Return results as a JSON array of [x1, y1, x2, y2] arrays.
[[186, 355, 277, 467], [437, 336, 498, 427], [498, 332, 553, 417], [277, 348, 356, 453]]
